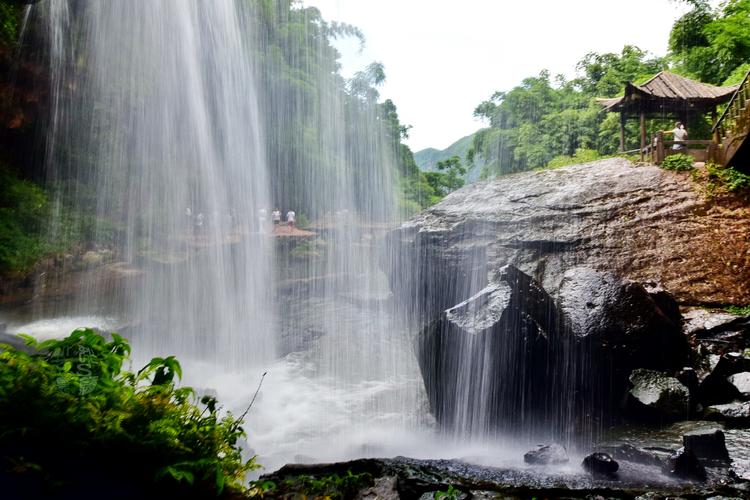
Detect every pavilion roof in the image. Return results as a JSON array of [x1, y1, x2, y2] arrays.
[[597, 71, 738, 115]]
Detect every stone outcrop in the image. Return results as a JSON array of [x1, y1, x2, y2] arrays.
[[627, 369, 691, 420], [524, 444, 569, 465], [682, 428, 730, 465], [261, 455, 744, 499], [416, 265, 576, 434], [385, 159, 750, 437], [385, 159, 750, 312], [558, 267, 688, 379], [581, 453, 619, 478]]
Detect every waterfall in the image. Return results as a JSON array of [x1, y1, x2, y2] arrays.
[[20, 0, 427, 470]]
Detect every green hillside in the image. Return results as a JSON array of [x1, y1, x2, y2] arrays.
[[414, 133, 484, 183]]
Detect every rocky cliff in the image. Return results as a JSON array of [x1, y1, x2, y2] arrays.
[[384, 158, 750, 440], [385, 158, 750, 319]]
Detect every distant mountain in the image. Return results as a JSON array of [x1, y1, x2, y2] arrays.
[[414, 133, 484, 183]]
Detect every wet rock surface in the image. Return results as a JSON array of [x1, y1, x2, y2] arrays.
[[664, 448, 708, 481], [728, 372, 750, 399], [683, 428, 730, 465], [705, 401, 750, 424], [627, 369, 691, 420], [581, 452, 619, 478], [523, 444, 569, 465], [262, 455, 748, 499], [385, 159, 750, 311], [417, 265, 576, 433]]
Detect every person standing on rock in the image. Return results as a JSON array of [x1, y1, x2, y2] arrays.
[[286, 209, 296, 230], [665, 121, 688, 152], [272, 208, 282, 228]]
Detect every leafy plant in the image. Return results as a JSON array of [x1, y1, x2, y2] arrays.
[[283, 470, 374, 499], [706, 163, 750, 192], [724, 305, 750, 316], [434, 484, 461, 500], [660, 153, 694, 171], [0, 328, 259, 498]]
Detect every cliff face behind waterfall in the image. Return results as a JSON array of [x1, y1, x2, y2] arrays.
[[387, 158, 750, 316]]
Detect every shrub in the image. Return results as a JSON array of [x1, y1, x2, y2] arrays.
[[706, 163, 750, 192], [660, 153, 694, 171], [0, 328, 259, 499]]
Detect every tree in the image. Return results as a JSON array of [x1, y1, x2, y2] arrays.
[[669, 0, 750, 85], [425, 156, 465, 196]]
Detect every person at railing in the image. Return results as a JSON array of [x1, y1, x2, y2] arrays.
[[663, 121, 688, 152]]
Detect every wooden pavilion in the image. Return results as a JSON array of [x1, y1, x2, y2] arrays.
[[597, 71, 739, 163]]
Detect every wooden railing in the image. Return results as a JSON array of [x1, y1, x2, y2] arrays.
[[652, 133, 717, 164], [713, 68, 750, 166]]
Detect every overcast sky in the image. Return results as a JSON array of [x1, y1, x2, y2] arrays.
[[302, 0, 695, 151]]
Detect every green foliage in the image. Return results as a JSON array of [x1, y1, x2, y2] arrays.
[[283, 470, 374, 499], [248, 1, 428, 216], [723, 62, 750, 85], [434, 484, 461, 500], [424, 156, 466, 197], [0, 328, 258, 498], [669, 0, 750, 85], [660, 154, 695, 171], [470, 47, 665, 177], [706, 162, 750, 192], [0, 164, 52, 273], [0, 163, 118, 275], [545, 148, 602, 169], [0, 2, 21, 46], [724, 305, 750, 316]]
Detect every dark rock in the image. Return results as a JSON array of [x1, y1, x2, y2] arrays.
[[581, 452, 619, 478], [683, 308, 750, 338], [698, 353, 750, 406], [356, 476, 399, 500], [664, 448, 707, 481], [705, 401, 750, 425], [384, 159, 750, 321], [0, 332, 34, 353], [643, 281, 682, 327], [677, 367, 700, 401], [558, 268, 688, 375], [417, 265, 579, 435], [523, 444, 569, 465], [727, 372, 750, 399], [597, 444, 664, 467], [262, 455, 740, 498], [628, 369, 690, 420], [683, 428, 730, 465]]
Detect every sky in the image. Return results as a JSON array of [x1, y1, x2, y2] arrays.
[[302, 0, 696, 152]]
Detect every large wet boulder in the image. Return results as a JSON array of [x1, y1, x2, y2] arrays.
[[683, 428, 730, 465], [705, 401, 750, 425], [728, 372, 750, 399], [698, 353, 750, 406], [558, 267, 688, 375], [664, 448, 707, 481], [627, 369, 690, 420], [384, 159, 750, 318], [581, 453, 619, 478], [417, 265, 577, 435], [524, 444, 569, 465]]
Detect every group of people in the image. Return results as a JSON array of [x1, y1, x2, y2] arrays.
[[258, 207, 296, 232]]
